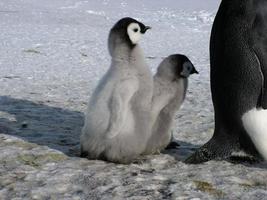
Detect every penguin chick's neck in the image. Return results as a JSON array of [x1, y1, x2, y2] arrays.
[[155, 75, 185, 87], [108, 33, 144, 62]]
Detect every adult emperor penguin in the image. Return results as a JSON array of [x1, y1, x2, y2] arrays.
[[144, 54, 198, 154], [185, 0, 267, 164], [80, 17, 153, 164]]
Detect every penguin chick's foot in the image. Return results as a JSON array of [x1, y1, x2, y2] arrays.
[[184, 137, 238, 164], [80, 151, 88, 158], [165, 141, 180, 150]]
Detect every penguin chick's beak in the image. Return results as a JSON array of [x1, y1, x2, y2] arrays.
[[141, 26, 151, 34], [191, 67, 199, 75]]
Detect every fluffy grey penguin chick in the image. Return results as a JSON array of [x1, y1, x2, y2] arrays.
[[144, 54, 198, 154], [80, 17, 153, 164]]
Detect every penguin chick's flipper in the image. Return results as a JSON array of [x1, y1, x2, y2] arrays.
[[106, 78, 139, 138], [184, 136, 238, 164]]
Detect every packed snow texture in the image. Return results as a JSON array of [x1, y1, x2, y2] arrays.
[[0, 0, 267, 199]]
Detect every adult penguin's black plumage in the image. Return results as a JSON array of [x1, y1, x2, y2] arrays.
[[186, 0, 267, 164]]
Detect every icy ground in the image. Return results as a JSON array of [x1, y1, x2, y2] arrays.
[[0, 0, 267, 199]]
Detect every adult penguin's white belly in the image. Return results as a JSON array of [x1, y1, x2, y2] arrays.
[[242, 108, 267, 160]]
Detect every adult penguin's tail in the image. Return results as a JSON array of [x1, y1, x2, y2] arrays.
[[242, 108, 267, 160]]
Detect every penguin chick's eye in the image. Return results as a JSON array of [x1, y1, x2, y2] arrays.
[[127, 23, 142, 44], [180, 62, 193, 78]]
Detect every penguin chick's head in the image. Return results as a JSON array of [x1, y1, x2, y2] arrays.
[[157, 54, 198, 81], [108, 17, 151, 52]]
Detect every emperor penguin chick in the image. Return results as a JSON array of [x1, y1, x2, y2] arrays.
[[144, 54, 198, 154], [80, 17, 153, 164]]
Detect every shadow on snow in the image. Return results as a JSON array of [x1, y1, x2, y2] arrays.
[[0, 95, 84, 157]]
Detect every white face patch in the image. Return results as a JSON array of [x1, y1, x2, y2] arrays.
[[127, 23, 142, 45], [242, 108, 267, 160]]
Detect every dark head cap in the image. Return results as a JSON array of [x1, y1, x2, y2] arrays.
[[110, 17, 151, 46], [169, 54, 198, 79]]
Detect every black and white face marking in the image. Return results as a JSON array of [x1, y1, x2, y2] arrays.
[[127, 23, 143, 45], [180, 61, 199, 78]]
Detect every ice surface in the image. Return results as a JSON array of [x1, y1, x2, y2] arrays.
[[0, 0, 267, 199]]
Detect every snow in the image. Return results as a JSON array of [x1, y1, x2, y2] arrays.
[[0, 0, 267, 199]]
